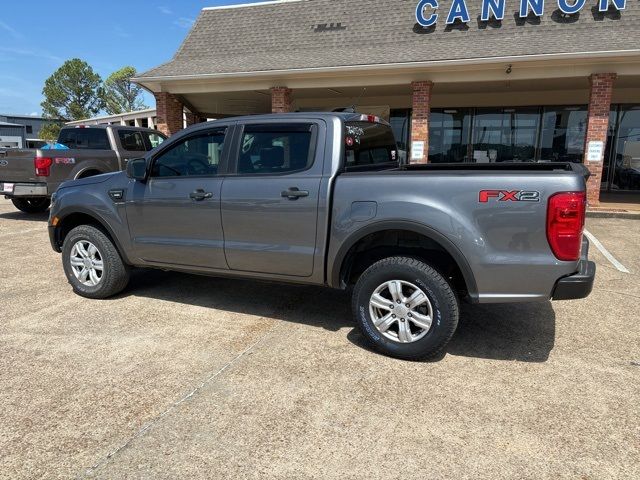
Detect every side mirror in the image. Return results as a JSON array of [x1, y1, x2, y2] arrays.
[[126, 158, 148, 181]]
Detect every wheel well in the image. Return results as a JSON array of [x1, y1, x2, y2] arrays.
[[55, 212, 118, 253], [340, 229, 469, 296], [76, 169, 103, 179]]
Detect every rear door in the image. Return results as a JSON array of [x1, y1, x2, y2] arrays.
[[116, 129, 149, 168], [221, 121, 324, 277], [125, 126, 229, 269]]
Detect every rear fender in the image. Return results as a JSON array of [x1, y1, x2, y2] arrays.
[[329, 220, 479, 302]]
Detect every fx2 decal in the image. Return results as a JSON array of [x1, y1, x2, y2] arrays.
[[479, 190, 540, 203]]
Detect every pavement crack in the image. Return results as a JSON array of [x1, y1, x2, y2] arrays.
[[598, 289, 640, 300], [80, 320, 280, 478]]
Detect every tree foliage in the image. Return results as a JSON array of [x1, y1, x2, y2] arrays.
[[102, 66, 147, 115], [41, 59, 104, 121], [39, 123, 62, 142]]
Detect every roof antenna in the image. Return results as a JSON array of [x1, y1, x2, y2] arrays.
[[351, 87, 367, 112], [332, 87, 367, 114]]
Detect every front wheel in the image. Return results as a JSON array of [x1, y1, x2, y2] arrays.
[[352, 257, 459, 361], [11, 197, 50, 213], [62, 225, 130, 299]]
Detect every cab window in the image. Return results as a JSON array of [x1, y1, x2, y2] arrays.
[[58, 128, 110, 150]]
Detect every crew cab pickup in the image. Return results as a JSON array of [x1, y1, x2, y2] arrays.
[[47, 113, 595, 360], [0, 125, 165, 213]]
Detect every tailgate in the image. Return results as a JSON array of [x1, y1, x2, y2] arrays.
[[0, 149, 37, 182]]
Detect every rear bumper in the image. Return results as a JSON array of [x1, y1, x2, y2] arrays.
[[1, 182, 48, 197], [551, 239, 596, 301]]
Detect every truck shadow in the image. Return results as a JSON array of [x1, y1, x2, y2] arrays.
[[124, 269, 555, 363], [0, 210, 49, 222], [347, 301, 556, 363]]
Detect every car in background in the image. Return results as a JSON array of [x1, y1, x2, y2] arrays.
[[0, 125, 166, 213]]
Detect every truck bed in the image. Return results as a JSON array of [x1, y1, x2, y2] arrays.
[[398, 161, 590, 180]]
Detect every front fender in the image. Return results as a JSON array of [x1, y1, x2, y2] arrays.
[[50, 183, 132, 264]]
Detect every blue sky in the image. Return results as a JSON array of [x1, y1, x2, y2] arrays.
[[0, 0, 263, 116]]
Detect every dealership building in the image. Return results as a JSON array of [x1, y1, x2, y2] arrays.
[[134, 0, 640, 206]]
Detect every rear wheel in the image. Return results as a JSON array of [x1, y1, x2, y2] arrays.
[[62, 225, 130, 299], [352, 256, 459, 361], [11, 197, 50, 213]]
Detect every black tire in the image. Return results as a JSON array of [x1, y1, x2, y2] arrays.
[[352, 256, 459, 361], [11, 197, 50, 213], [61, 225, 130, 299]]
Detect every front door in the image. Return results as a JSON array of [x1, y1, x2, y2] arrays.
[[221, 122, 323, 277], [125, 127, 229, 269]]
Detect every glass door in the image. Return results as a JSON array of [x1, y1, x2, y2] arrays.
[[608, 105, 640, 192]]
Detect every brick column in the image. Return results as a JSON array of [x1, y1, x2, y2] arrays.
[[410, 81, 433, 164], [185, 111, 205, 127], [154, 92, 185, 136], [583, 73, 616, 206], [271, 87, 293, 113]]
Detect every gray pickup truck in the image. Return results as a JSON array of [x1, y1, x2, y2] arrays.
[[0, 125, 165, 213], [47, 112, 595, 360]]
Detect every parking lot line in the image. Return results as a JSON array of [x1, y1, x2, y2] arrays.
[[584, 229, 630, 274]]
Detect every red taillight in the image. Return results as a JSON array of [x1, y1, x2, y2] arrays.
[[34, 156, 53, 177], [547, 192, 586, 261]]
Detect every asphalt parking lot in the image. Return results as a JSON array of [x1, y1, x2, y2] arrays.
[[0, 197, 638, 479]]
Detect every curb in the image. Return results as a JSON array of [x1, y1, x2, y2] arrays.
[[587, 210, 640, 220]]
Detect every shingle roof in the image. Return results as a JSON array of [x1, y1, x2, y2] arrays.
[[138, 0, 640, 78]]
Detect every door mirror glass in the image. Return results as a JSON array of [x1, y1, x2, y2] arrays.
[[127, 158, 148, 181]]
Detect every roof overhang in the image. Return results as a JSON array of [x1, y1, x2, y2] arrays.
[[133, 49, 640, 92]]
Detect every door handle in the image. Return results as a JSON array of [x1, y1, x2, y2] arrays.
[[190, 189, 213, 201], [281, 187, 309, 200]]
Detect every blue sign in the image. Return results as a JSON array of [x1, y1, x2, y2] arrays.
[[415, 0, 626, 26]]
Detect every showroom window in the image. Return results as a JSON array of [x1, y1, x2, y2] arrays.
[[539, 106, 587, 162], [429, 108, 472, 163], [423, 106, 596, 164], [471, 107, 539, 162]]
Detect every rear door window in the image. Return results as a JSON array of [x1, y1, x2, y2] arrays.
[[236, 124, 316, 175], [118, 130, 146, 152], [344, 122, 398, 171]]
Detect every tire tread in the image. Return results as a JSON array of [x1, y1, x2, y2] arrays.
[[62, 225, 130, 299], [352, 256, 459, 361]]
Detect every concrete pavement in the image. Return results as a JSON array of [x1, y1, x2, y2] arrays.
[[0, 197, 638, 479]]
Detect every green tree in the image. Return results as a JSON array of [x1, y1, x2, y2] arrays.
[[102, 66, 147, 115], [39, 123, 62, 142], [41, 59, 104, 121]]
